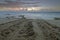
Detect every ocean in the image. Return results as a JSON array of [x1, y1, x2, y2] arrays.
[[0, 11, 60, 19]]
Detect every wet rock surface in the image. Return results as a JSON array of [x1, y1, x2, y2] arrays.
[[0, 19, 36, 40], [0, 19, 60, 40], [37, 20, 60, 40]]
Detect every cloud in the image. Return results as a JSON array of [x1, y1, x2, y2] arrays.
[[0, 0, 41, 7], [0, 0, 60, 12], [0, 0, 60, 7]]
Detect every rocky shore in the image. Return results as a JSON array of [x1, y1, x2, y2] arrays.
[[0, 19, 36, 40], [0, 19, 60, 40]]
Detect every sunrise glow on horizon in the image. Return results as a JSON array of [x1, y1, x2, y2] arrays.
[[0, 7, 43, 11]]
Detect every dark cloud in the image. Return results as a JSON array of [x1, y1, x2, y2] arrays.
[[0, 0, 40, 7], [0, 0, 60, 7]]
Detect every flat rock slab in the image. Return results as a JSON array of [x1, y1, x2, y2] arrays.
[[32, 21, 45, 40]]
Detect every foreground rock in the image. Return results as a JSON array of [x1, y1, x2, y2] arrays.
[[37, 20, 60, 40], [0, 19, 60, 40], [0, 19, 36, 40]]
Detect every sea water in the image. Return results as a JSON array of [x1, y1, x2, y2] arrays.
[[0, 11, 60, 19]]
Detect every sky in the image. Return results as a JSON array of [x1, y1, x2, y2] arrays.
[[0, 0, 60, 12]]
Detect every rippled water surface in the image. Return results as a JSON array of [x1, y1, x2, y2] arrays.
[[0, 11, 60, 19]]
